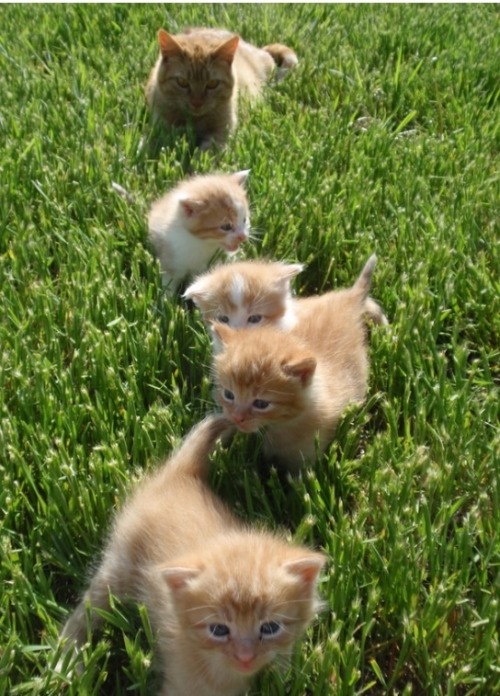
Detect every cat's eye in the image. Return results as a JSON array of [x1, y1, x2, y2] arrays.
[[206, 79, 220, 90], [260, 621, 282, 638], [217, 315, 230, 324], [252, 399, 270, 410], [176, 77, 189, 89], [220, 223, 234, 232], [223, 389, 235, 402], [209, 623, 230, 639], [247, 315, 262, 324]]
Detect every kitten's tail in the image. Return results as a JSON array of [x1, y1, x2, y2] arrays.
[[167, 415, 234, 480], [354, 254, 389, 326], [262, 43, 298, 78]]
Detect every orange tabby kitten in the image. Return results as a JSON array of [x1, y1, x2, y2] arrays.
[[185, 257, 387, 329], [212, 255, 383, 471], [58, 415, 325, 695], [148, 171, 250, 294], [184, 259, 304, 329], [146, 27, 298, 149]]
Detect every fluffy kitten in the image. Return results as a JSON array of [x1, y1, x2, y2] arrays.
[[212, 255, 383, 471], [184, 259, 304, 329], [146, 27, 298, 149], [58, 415, 325, 695], [148, 171, 250, 294], [185, 257, 387, 329]]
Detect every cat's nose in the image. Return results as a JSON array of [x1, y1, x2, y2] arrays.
[[190, 97, 204, 110]]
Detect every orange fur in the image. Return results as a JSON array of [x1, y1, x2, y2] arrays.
[[185, 257, 387, 328], [146, 27, 298, 149], [212, 256, 383, 470], [59, 416, 325, 695], [148, 172, 251, 294], [184, 259, 303, 328]]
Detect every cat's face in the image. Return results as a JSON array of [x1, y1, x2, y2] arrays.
[[156, 29, 238, 117], [184, 261, 303, 328], [162, 536, 325, 676], [211, 325, 316, 432], [179, 172, 250, 253]]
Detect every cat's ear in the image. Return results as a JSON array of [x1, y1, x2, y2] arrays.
[[230, 170, 250, 188], [210, 321, 234, 346], [161, 566, 201, 592], [282, 357, 316, 386], [183, 276, 208, 302], [158, 29, 183, 59], [274, 263, 304, 287], [179, 196, 206, 217], [284, 553, 326, 588], [213, 35, 240, 64]]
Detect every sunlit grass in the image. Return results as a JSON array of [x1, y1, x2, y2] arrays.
[[1, 3, 498, 695]]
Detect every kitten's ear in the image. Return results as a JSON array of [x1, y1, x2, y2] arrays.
[[230, 170, 251, 187], [183, 276, 209, 303], [179, 197, 206, 217], [162, 566, 201, 592], [210, 321, 235, 345], [284, 553, 327, 587], [158, 29, 183, 59], [275, 263, 304, 286], [282, 357, 316, 386], [213, 35, 240, 64]]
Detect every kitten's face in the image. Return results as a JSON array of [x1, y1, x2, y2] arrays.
[[163, 537, 325, 677], [184, 261, 303, 329], [156, 30, 238, 117], [212, 325, 316, 432], [179, 172, 250, 253]]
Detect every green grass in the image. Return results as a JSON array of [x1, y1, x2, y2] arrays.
[[0, 3, 498, 695]]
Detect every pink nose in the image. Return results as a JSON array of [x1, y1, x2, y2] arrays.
[[233, 413, 246, 425], [190, 98, 204, 109]]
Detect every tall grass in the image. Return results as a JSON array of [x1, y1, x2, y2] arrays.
[[0, 3, 498, 695]]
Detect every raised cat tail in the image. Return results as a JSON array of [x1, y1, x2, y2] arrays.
[[262, 43, 298, 78], [353, 254, 389, 326], [167, 415, 234, 480]]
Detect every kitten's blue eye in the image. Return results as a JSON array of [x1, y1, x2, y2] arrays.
[[260, 621, 282, 637], [210, 623, 230, 638], [220, 223, 234, 232], [223, 389, 235, 402], [253, 399, 270, 410], [247, 315, 262, 324], [218, 315, 230, 324]]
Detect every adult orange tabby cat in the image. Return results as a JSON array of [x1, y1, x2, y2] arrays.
[[58, 416, 325, 695], [212, 255, 383, 471], [146, 27, 298, 149]]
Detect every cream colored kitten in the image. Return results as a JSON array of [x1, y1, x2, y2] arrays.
[[58, 415, 325, 695], [148, 171, 250, 294], [146, 27, 298, 149], [212, 255, 382, 471], [184, 259, 304, 329]]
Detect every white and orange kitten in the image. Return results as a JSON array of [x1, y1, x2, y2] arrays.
[[212, 255, 384, 471], [148, 171, 250, 294], [184, 259, 304, 329], [58, 415, 325, 695], [146, 28, 298, 149]]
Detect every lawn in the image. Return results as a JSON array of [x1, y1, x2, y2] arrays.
[[0, 3, 498, 695]]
